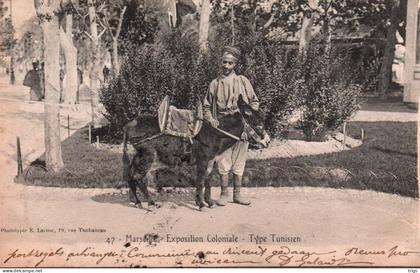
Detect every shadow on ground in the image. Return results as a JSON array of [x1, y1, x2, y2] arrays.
[[361, 97, 418, 113], [91, 188, 201, 212]]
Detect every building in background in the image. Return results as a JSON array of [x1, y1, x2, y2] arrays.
[[403, 0, 420, 104]]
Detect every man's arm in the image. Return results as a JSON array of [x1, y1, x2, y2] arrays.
[[203, 80, 219, 127], [240, 76, 259, 111]]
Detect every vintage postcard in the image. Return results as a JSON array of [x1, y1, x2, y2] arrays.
[[0, 0, 420, 268]]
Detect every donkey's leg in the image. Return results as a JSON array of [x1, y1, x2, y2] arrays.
[[128, 179, 143, 208], [204, 177, 215, 208], [138, 181, 156, 208], [140, 169, 159, 208], [130, 150, 154, 209], [204, 159, 216, 207], [192, 138, 217, 210], [139, 167, 156, 207], [195, 173, 206, 210], [195, 161, 209, 210]]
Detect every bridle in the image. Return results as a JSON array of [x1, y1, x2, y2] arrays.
[[237, 109, 263, 144]]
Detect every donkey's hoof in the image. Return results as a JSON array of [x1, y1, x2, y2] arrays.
[[148, 203, 161, 210], [146, 206, 157, 213], [205, 200, 216, 208], [131, 202, 143, 209], [199, 206, 208, 212]]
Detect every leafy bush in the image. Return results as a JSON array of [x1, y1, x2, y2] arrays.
[[244, 40, 304, 137], [101, 42, 174, 129], [296, 40, 365, 140], [101, 32, 213, 133], [101, 29, 302, 138], [101, 29, 366, 141]]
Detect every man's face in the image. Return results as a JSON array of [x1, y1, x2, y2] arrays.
[[222, 54, 237, 76]]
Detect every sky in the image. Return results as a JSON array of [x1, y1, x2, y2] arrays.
[[4, 0, 36, 38]]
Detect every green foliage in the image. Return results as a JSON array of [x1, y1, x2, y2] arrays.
[[101, 42, 173, 127], [101, 0, 380, 140], [100, 31, 214, 131], [0, 0, 7, 19], [0, 0, 16, 54], [73, 0, 159, 71], [118, 0, 159, 54], [101, 29, 303, 137], [247, 43, 304, 136], [102, 27, 369, 140], [210, 0, 406, 43], [296, 40, 365, 140], [15, 23, 43, 64], [0, 17, 16, 53]]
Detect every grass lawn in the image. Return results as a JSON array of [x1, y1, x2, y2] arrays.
[[19, 121, 418, 198], [246, 122, 417, 198]]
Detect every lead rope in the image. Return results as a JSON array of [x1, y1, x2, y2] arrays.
[[238, 111, 262, 143], [212, 78, 219, 123]]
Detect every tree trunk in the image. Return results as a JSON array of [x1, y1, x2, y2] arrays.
[[61, 13, 78, 104], [378, 0, 400, 100], [88, 0, 101, 127], [322, 18, 331, 55], [35, 0, 64, 172], [230, 4, 235, 46], [198, 0, 210, 53], [298, 14, 315, 59], [298, 0, 318, 59], [112, 40, 119, 75], [110, 6, 126, 76]]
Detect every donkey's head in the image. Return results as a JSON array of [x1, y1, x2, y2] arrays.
[[237, 95, 271, 148]]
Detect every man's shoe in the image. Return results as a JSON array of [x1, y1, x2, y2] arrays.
[[233, 175, 251, 205], [216, 174, 230, 206], [216, 187, 229, 206], [233, 189, 251, 205]]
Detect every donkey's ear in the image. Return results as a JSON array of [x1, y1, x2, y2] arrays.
[[237, 95, 253, 116]]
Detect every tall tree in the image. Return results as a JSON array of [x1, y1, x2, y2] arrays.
[[0, 0, 16, 84], [198, 0, 211, 53], [102, 4, 126, 75], [298, 0, 318, 57], [377, 0, 406, 99], [16, 18, 43, 64], [87, 0, 100, 126], [0, 16, 16, 52], [34, 0, 64, 172], [74, 0, 135, 125], [262, 0, 407, 94], [117, 0, 159, 54], [60, 5, 78, 104]]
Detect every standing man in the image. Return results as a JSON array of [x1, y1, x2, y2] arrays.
[[203, 46, 259, 206], [23, 62, 42, 101]]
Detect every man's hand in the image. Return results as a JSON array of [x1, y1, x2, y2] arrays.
[[209, 118, 219, 128], [244, 108, 252, 116]]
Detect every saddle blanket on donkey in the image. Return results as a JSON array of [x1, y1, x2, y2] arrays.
[[158, 95, 203, 140]]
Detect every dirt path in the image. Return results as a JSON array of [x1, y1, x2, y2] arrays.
[[0, 81, 419, 267]]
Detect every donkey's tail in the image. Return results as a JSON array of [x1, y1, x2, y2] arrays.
[[122, 129, 131, 183]]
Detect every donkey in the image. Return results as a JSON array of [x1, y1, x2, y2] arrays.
[[122, 96, 270, 210]]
